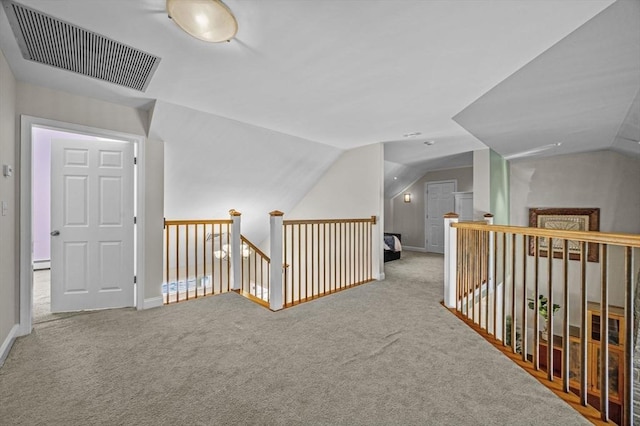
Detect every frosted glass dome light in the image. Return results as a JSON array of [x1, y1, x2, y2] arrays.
[[167, 0, 238, 43]]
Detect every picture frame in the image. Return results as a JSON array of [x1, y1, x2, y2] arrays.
[[528, 207, 600, 262]]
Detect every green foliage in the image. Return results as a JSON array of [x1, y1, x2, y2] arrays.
[[527, 295, 560, 320]]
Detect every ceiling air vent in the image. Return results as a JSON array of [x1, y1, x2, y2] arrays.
[[2, 0, 160, 92]]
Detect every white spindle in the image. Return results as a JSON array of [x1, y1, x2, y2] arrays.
[[229, 209, 241, 291], [269, 211, 284, 311]]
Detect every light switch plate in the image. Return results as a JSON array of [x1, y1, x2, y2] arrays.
[[3, 165, 12, 177]]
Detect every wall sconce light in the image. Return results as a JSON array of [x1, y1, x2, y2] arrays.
[[403, 193, 411, 203]]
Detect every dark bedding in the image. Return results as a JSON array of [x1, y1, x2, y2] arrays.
[[384, 234, 397, 250], [384, 232, 401, 262]]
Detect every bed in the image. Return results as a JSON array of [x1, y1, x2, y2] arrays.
[[384, 232, 402, 262]]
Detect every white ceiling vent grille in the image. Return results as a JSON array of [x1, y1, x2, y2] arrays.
[[3, 1, 160, 92]]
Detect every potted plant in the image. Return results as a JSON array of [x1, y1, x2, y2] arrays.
[[528, 295, 560, 340]]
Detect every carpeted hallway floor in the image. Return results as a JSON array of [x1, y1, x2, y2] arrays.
[[33, 270, 86, 324], [0, 251, 588, 425]]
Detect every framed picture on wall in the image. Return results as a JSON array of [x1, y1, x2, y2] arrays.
[[528, 207, 600, 262]]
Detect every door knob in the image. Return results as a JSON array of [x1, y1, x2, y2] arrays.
[[50, 230, 60, 236]]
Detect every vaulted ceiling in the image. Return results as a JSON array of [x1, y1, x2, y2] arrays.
[[453, 0, 640, 161], [1, 0, 637, 201]]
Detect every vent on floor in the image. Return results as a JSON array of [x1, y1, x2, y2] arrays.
[[2, 0, 160, 92]]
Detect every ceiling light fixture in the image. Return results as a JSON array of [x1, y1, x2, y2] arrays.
[[424, 140, 435, 146], [167, 0, 238, 43]]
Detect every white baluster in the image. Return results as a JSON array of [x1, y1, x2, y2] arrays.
[[443, 213, 459, 309], [269, 210, 284, 311], [229, 209, 241, 291]]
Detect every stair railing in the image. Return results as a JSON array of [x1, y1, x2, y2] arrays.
[[275, 213, 377, 308], [444, 213, 639, 425], [239, 235, 270, 307], [163, 218, 233, 304]]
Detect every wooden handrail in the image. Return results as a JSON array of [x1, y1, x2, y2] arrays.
[[283, 217, 376, 225], [240, 235, 270, 262], [282, 217, 374, 308], [452, 222, 640, 247], [165, 219, 233, 226], [239, 234, 271, 307], [448, 219, 637, 425], [163, 219, 232, 304]]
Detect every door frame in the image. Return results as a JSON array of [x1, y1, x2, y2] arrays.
[[424, 179, 456, 253], [18, 115, 146, 336]]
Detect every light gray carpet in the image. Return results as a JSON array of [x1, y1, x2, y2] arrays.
[[1, 251, 589, 425]]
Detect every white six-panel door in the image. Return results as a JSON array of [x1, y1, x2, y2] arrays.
[[425, 181, 456, 254], [50, 139, 134, 312]]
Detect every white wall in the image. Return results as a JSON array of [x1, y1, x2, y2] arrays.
[[151, 100, 342, 245], [0, 47, 17, 362], [144, 138, 164, 303], [288, 143, 385, 278], [510, 150, 640, 233], [510, 150, 640, 327], [383, 198, 392, 231], [473, 148, 491, 218], [388, 167, 473, 248], [17, 83, 148, 137], [288, 143, 383, 219]]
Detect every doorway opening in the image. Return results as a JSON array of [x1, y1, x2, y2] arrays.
[[31, 127, 120, 322], [19, 116, 146, 335]]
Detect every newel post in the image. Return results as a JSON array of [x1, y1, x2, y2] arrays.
[[229, 209, 242, 291], [443, 212, 459, 308], [269, 210, 284, 311]]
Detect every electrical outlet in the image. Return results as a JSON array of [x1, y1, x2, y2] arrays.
[[3, 165, 12, 177], [1, 201, 7, 216]]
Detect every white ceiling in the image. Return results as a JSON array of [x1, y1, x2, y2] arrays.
[[453, 0, 640, 162], [1, 0, 636, 201]]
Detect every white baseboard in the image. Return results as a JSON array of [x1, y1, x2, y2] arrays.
[[142, 296, 163, 310], [0, 324, 19, 367], [402, 246, 428, 253], [377, 272, 386, 281]]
